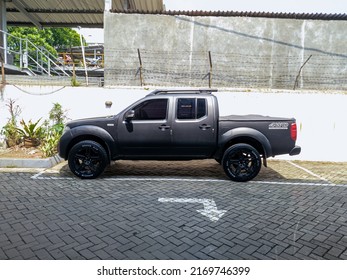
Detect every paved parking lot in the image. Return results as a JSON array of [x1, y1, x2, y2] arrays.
[[0, 160, 346, 260]]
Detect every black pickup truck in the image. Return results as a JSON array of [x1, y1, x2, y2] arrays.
[[58, 89, 301, 181]]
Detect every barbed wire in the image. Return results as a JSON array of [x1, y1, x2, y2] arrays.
[[105, 48, 347, 90]]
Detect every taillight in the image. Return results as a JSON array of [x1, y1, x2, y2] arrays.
[[291, 123, 297, 141]]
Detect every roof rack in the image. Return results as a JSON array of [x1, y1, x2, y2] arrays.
[[148, 89, 218, 95]]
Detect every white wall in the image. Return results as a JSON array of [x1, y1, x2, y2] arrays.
[[1, 85, 346, 162]]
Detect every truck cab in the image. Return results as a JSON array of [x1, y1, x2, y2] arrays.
[[116, 90, 218, 159]]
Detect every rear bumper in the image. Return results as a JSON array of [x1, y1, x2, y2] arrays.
[[289, 145, 301, 156]]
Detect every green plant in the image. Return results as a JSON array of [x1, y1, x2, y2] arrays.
[[0, 99, 22, 147], [16, 118, 44, 147], [71, 75, 80, 87], [40, 129, 61, 157], [1, 121, 20, 147], [49, 103, 68, 126], [40, 103, 68, 157]]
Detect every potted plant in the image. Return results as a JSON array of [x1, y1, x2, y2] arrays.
[[16, 118, 44, 148], [1, 99, 22, 147], [1, 120, 21, 147]]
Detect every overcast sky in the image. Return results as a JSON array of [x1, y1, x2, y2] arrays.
[[164, 0, 347, 14]]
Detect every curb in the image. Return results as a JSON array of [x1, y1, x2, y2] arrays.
[[0, 155, 63, 168]]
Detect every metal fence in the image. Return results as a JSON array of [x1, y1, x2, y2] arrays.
[[105, 48, 347, 90]]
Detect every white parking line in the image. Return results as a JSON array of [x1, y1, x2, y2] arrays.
[[34, 175, 74, 180], [286, 161, 331, 183], [104, 177, 227, 182], [30, 175, 347, 187], [30, 170, 47, 179], [251, 180, 343, 187], [158, 198, 227, 222]]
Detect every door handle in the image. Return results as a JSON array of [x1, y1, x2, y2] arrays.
[[199, 124, 212, 130], [159, 124, 171, 131]]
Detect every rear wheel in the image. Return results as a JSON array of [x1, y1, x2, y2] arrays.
[[68, 140, 108, 179], [222, 144, 261, 182]]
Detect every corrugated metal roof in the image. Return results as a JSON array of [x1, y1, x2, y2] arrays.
[[6, 0, 104, 27], [5, 0, 344, 29], [110, 9, 347, 21], [112, 0, 163, 12], [5, 0, 164, 28]]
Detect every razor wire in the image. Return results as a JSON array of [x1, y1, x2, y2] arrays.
[[104, 49, 347, 90]]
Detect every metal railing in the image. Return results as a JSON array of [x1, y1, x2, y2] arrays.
[[0, 29, 71, 77], [57, 52, 104, 68]]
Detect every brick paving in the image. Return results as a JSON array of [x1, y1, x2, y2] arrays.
[[0, 160, 346, 260]]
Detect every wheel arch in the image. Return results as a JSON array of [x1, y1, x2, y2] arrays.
[[62, 126, 115, 162], [216, 127, 272, 166]]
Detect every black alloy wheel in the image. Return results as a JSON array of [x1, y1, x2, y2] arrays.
[[68, 140, 108, 179], [222, 144, 261, 182]]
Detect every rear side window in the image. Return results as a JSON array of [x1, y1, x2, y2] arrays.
[[177, 99, 196, 119], [133, 99, 168, 120], [177, 98, 207, 120], [197, 99, 207, 119]]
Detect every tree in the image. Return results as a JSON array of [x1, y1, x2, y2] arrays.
[[49, 28, 84, 51], [7, 27, 85, 56]]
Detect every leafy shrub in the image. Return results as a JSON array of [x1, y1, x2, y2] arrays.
[[1, 121, 21, 147], [16, 118, 44, 147], [49, 103, 67, 125], [40, 125, 63, 157], [16, 118, 44, 140], [0, 99, 22, 147], [40, 103, 68, 157]]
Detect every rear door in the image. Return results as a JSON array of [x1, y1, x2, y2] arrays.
[[171, 97, 216, 157]]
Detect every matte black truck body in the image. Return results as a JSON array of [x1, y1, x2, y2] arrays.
[[58, 89, 301, 181]]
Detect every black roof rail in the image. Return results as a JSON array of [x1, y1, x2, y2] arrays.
[[148, 88, 218, 95]]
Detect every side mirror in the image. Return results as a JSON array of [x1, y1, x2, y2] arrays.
[[125, 110, 135, 121]]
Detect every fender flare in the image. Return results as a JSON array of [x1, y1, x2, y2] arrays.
[[218, 127, 273, 159], [60, 125, 116, 160]]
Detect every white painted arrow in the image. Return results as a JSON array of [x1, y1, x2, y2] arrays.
[[158, 198, 227, 222]]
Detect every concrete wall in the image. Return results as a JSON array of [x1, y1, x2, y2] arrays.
[[104, 13, 347, 90], [1, 85, 346, 162]]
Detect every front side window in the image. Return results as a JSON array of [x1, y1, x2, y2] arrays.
[[133, 99, 168, 120], [177, 98, 207, 120]]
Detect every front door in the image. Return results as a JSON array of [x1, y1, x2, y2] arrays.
[[117, 98, 172, 157]]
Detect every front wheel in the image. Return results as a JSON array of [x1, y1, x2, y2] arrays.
[[222, 144, 261, 182], [68, 140, 108, 179]]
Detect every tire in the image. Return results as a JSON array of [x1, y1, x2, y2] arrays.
[[68, 140, 108, 179], [222, 144, 261, 182]]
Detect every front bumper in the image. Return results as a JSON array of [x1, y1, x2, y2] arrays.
[[57, 129, 72, 160], [289, 145, 301, 156]]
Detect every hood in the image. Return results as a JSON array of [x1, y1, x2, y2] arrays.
[[66, 115, 116, 129]]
